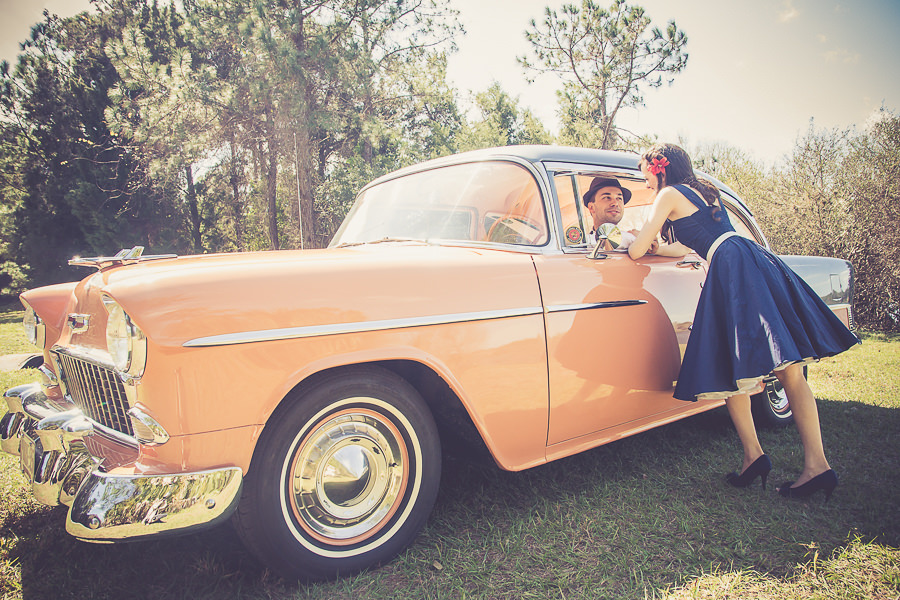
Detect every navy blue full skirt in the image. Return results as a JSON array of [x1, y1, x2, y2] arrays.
[[673, 237, 860, 401]]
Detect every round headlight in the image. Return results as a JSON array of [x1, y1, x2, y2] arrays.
[[22, 301, 45, 349], [103, 297, 147, 376]]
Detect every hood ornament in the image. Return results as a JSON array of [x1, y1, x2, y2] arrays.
[[68, 246, 178, 270], [67, 314, 90, 333]]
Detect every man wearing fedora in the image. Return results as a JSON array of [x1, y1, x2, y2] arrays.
[[582, 177, 637, 250]]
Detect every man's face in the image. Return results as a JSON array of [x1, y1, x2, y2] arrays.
[[587, 187, 625, 227]]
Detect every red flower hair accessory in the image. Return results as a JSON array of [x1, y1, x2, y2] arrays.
[[648, 156, 669, 175]]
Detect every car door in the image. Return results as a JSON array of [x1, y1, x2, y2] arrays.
[[535, 169, 708, 446]]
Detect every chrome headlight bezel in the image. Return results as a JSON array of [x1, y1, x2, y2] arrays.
[[102, 296, 147, 377], [22, 300, 46, 349]]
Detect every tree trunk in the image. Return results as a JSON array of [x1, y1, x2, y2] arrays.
[[184, 163, 202, 252], [291, 134, 301, 246], [264, 105, 280, 250], [294, 120, 317, 248], [266, 137, 279, 250], [229, 139, 244, 250]]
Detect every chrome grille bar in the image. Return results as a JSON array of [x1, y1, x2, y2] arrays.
[[55, 353, 134, 437]]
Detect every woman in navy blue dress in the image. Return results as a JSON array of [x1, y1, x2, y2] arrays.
[[628, 143, 859, 502]]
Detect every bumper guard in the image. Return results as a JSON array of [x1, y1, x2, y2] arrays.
[[1, 383, 243, 542]]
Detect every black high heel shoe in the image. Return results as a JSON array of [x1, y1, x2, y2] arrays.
[[725, 454, 772, 490], [778, 469, 838, 503]]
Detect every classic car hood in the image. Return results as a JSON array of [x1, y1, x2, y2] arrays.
[[86, 244, 543, 347]]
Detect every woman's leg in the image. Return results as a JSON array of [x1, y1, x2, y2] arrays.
[[725, 392, 764, 472], [775, 364, 831, 487]]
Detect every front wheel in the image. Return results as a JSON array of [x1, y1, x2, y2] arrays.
[[233, 366, 441, 580]]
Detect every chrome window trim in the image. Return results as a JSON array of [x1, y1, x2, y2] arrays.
[[184, 300, 651, 348], [543, 164, 641, 179], [720, 194, 769, 249], [543, 163, 646, 251]]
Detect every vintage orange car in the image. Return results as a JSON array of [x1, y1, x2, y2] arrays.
[[2, 146, 855, 579]]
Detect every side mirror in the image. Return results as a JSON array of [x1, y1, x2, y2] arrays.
[[588, 224, 624, 259], [596, 223, 623, 248], [588, 239, 609, 260]]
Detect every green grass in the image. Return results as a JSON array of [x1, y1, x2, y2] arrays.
[[0, 307, 35, 357], [1, 316, 898, 599]]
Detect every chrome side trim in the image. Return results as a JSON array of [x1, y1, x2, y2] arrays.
[[546, 300, 648, 314], [183, 307, 546, 348]]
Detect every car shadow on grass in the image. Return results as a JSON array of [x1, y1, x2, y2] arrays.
[[11, 400, 900, 599]]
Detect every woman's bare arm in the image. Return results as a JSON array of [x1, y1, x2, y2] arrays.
[[629, 188, 679, 259]]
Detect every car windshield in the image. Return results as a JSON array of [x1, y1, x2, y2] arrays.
[[331, 161, 549, 247]]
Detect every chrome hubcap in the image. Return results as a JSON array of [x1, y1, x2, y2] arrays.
[[768, 381, 791, 416], [289, 408, 407, 543]]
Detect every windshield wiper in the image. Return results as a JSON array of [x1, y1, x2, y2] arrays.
[[336, 237, 429, 248]]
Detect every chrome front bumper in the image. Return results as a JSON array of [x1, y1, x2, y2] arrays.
[[1, 383, 242, 542]]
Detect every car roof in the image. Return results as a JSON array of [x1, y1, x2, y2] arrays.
[[365, 145, 751, 215]]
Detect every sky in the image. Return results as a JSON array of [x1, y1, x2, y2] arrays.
[[1, 0, 898, 166]]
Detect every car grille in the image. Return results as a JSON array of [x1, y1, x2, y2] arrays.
[[55, 352, 134, 437]]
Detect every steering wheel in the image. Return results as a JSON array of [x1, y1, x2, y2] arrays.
[[486, 216, 543, 245]]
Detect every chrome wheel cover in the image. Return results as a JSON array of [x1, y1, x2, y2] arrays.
[[286, 404, 409, 545], [767, 380, 791, 417]]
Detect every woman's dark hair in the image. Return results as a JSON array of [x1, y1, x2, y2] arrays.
[[641, 143, 721, 243]]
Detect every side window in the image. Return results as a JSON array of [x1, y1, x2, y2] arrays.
[[551, 169, 766, 251], [551, 171, 655, 249]]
